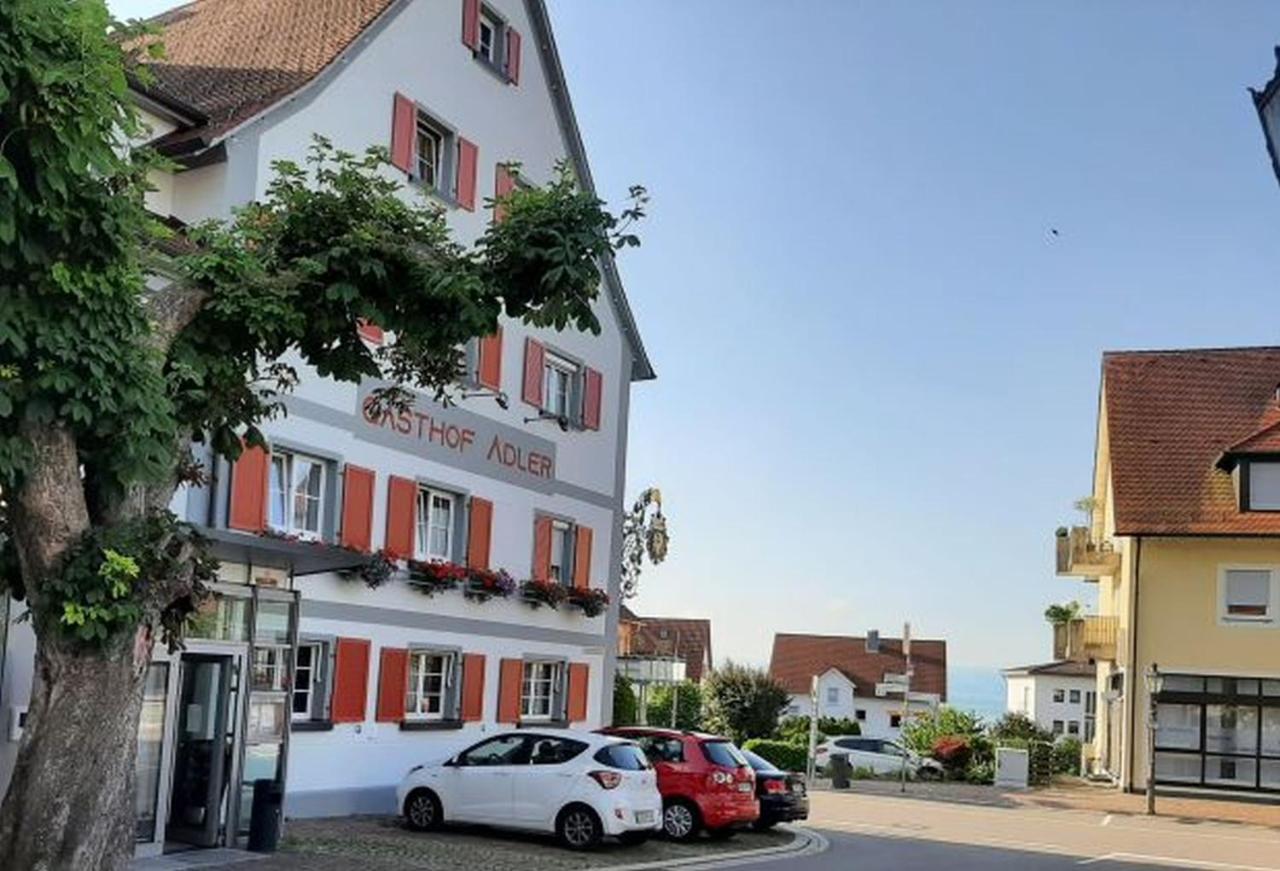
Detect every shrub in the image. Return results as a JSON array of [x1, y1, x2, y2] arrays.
[[775, 715, 861, 744], [1052, 737, 1082, 775], [646, 681, 703, 732], [703, 661, 790, 743], [612, 673, 638, 726], [965, 761, 995, 784], [991, 712, 1053, 744], [742, 738, 807, 772], [931, 735, 973, 774], [901, 707, 986, 756]]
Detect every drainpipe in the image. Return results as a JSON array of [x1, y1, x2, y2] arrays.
[[1126, 537, 1142, 792]]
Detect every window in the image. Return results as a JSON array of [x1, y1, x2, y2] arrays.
[[889, 713, 902, 729], [477, 8, 501, 64], [635, 736, 684, 764], [406, 651, 455, 721], [548, 520, 571, 584], [415, 117, 445, 190], [1068, 720, 1080, 736], [521, 660, 562, 721], [855, 709, 866, 721], [542, 351, 578, 419], [268, 450, 326, 538], [1052, 720, 1064, 735], [701, 741, 749, 768], [293, 642, 323, 720], [1222, 568, 1274, 623], [594, 743, 651, 771], [1248, 461, 1280, 510], [414, 488, 456, 562], [251, 646, 289, 692], [827, 687, 840, 705], [1069, 689, 1081, 704], [458, 734, 529, 766], [1053, 688, 1066, 703], [529, 736, 588, 765]]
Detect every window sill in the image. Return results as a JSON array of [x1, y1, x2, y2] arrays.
[[401, 719, 464, 732], [291, 720, 334, 732], [472, 53, 513, 85], [517, 719, 568, 730], [410, 179, 461, 210]]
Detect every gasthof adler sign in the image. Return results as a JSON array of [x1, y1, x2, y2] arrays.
[[355, 381, 558, 491]]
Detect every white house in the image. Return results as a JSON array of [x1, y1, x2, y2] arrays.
[[1002, 661, 1097, 742], [769, 632, 947, 741], [0, 0, 652, 859]]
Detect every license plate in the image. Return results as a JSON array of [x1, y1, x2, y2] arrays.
[[737, 782, 752, 793], [635, 810, 655, 824], [791, 783, 805, 794]]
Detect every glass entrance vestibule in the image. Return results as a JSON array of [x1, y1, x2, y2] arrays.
[[134, 568, 299, 858]]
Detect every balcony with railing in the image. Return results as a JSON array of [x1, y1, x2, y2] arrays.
[[1054, 526, 1120, 579], [1052, 615, 1119, 663]]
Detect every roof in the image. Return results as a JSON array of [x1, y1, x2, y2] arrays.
[[768, 633, 947, 701], [133, 0, 654, 381], [1102, 346, 1280, 535], [1002, 660, 1096, 678], [621, 613, 713, 682]]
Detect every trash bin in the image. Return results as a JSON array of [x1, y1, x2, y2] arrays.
[[248, 778, 284, 853], [829, 752, 852, 789]]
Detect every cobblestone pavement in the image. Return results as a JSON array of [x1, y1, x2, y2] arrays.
[[237, 816, 795, 870]]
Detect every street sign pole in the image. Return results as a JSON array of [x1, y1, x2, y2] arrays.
[[900, 622, 912, 794], [806, 674, 820, 784]]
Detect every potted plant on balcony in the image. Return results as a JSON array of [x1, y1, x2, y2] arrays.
[[407, 560, 468, 596], [464, 568, 517, 603], [520, 578, 568, 610], [566, 586, 609, 617]]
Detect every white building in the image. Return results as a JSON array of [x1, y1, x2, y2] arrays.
[[769, 632, 947, 741], [0, 0, 652, 858], [1002, 661, 1097, 742]]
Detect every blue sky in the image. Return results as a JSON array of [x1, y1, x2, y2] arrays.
[[109, 1, 1280, 673]]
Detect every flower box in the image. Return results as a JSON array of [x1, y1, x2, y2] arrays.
[[407, 560, 469, 597], [464, 568, 517, 602], [566, 586, 609, 618], [520, 579, 568, 610]]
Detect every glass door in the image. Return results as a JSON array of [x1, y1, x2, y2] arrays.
[[166, 654, 234, 848]]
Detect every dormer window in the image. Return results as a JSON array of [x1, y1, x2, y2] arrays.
[[1245, 460, 1280, 510]]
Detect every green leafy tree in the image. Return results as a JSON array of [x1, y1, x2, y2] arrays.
[[1044, 601, 1082, 625], [0, 5, 644, 868], [645, 681, 703, 731], [990, 711, 1054, 744], [702, 661, 790, 743], [612, 673, 638, 726]]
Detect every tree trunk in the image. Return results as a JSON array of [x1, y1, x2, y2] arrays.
[[0, 627, 154, 871]]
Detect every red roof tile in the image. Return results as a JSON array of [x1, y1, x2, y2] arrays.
[[1104, 347, 1280, 535], [768, 634, 947, 700], [621, 613, 713, 682]]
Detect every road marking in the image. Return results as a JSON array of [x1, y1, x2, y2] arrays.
[[1079, 853, 1280, 871], [605, 827, 829, 871], [816, 820, 1081, 857], [1101, 814, 1113, 827]]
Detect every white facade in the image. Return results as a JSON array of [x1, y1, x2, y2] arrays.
[[783, 668, 940, 740], [1003, 667, 1096, 741], [0, 0, 650, 852]]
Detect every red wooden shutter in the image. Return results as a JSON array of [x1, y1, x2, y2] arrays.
[[493, 164, 516, 222], [582, 367, 603, 431], [573, 526, 592, 590], [505, 27, 522, 84], [457, 137, 478, 211], [331, 638, 371, 724], [391, 93, 416, 175], [532, 516, 553, 581], [376, 647, 409, 723], [461, 653, 486, 722], [461, 0, 480, 49], [477, 328, 502, 390], [356, 319, 384, 344], [497, 658, 523, 724], [340, 465, 376, 553], [385, 475, 418, 559], [522, 338, 545, 407], [467, 497, 493, 570], [567, 663, 589, 723], [228, 444, 269, 532]]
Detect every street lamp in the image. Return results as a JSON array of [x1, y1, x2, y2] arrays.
[[1143, 663, 1164, 815]]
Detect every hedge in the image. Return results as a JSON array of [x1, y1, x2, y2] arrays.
[[742, 739, 807, 773]]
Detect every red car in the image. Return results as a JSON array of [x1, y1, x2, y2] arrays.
[[599, 727, 758, 840]]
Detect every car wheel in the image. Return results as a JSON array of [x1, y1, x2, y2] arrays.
[[917, 766, 942, 781], [706, 826, 737, 840], [662, 799, 699, 841], [617, 831, 651, 846], [404, 789, 442, 832], [557, 804, 603, 851]]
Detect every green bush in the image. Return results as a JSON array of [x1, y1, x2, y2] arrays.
[[965, 761, 995, 784], [1052, 737, 1082, 775], [703, 661, 790, 743], [742, 738, 807, 772], [612, 673, 637, 726], [775, 715, 861, 744], [902, 708, 989, 761], [991, 712, 1053, 744], [646, 681, 703, 731]]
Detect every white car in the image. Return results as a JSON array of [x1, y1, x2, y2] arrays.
[[815, 735, 944, 779], [396, 729, 663, 849]]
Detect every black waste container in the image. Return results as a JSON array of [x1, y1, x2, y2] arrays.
[[248, 778, 284, 852], [829, 752, 852, 789]]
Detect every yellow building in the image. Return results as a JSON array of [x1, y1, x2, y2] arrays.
[[1058, 347, 1280, 797]]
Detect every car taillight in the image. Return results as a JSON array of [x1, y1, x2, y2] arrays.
[[589, 770, 622, 790], [764, 779, 786, 794], [706, 770, 734, 789]]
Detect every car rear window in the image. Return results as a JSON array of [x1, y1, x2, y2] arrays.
[[741, 749, 780, 773], [593, 743, 651, 770], [701, 741, 748, 768]]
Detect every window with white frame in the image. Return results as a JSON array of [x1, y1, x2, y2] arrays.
[[416, 116, 446, 191], [405, 650, 455, 721], [548, 520, 571, 584], [293, 642, 324, 720], [521, 660, 562, 721], [542, 351, 578, 420], [1221, 568, 1275, 623], [1248, 461, 1280, 510], [251, 646, 289, 693], [477, 7, 502, 64], [415, 488, 456, 562], [268, 450, 326, 538]]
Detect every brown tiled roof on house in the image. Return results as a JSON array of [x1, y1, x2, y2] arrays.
[[1002, 660, 1095, 678], [1104, 347, 1280, 535], [768, 633, 947, 701], [136, 0, 397, 152], [621, 614, 713, 682]]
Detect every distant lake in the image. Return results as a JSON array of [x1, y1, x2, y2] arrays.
[[947, 665, 1006, 723]]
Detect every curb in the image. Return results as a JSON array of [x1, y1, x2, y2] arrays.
[[600, 826, 829, 871]]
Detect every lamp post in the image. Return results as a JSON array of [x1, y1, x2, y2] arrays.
[[1143, 663, 1163, 816]]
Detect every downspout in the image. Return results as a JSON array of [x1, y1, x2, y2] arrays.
[[1126, 536, 1142, 792]]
